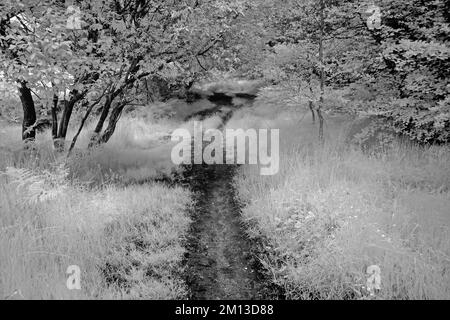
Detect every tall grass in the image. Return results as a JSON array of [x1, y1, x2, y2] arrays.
[[0, 96, 236, 299], [1, 101, 224, 183], [0, 172, 192, 299], [0, 104, 199, 299], [233, 112, 450, 299]]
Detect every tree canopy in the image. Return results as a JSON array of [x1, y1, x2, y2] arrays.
[[1, 0, 449, 147]]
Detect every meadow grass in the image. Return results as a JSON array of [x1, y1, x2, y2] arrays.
[[0, 174, 192, 299], [232, 110, 450, 299], [0, 101, 223, 183], [0, 105, 196, 299]]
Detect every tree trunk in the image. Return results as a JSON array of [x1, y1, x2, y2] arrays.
[[53, 90, 85, 151], [57, 99, 74, 139], [318, 0, 325, 141], [67, 96, 103, 155], [317, 108, 324, 141], [98, 101, 127, 145], [51, 94, 60, 149], [89, 95, 113, 148], [88, 61, 141, 148], [309, 101, 316, 123], [17, 82, 37, 143]]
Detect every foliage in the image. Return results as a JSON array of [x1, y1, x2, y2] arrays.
[[3, 164, 68, 204], [242, 0, 449, 143], [371, 0, 450, 143], [0, 0, 248, 148]]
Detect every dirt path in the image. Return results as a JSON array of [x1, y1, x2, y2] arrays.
[[184, 163, 268, 299], [180, 103, 281, 300]]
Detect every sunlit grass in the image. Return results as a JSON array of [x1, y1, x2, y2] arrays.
[[0, 104, 199, 300], [234, 110, 450, 299], [0, 174, 192, 299]]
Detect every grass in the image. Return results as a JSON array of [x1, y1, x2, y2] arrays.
[[0, 172, 192, 299], [0, 101, 223, 183], [232, 109, 450, 300], [3, 92, 449, 300], [0, 104, 197, 299]]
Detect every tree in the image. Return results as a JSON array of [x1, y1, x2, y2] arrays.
[[0, 0, 95, 147], [245, 0, 449, 143], [362, 0, 450, 143], [253, 0, 348, 139], [1, 0, 247, 152], [0, 0, 40, 143]]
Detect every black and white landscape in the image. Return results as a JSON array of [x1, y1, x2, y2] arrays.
[[0, 0, 449, 301]]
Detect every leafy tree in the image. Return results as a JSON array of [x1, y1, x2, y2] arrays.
[[1, 0, 247, 151], [1, 0, 448, 147], [246, 0, 449, 143], [363, 0, 450, 143]]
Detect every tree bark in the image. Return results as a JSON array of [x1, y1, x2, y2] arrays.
[[87, 60, 146, 148], [54, 91, 84, 151], [51, 94, 59, 149], [89, 94, 113, 148], [67, 95, 104, 155], [57, 98, 75, 139], [17, 81, 37, 142], [51, 94, 58, 138], [317, 108, 324, 141], [318, 0, 325, 141], [98, 101, 127, 145], [309, 100, 316, 123]]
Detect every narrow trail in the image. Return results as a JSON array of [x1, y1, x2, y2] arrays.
[[180, 102, 282, 300], [184, 163, 267, 299]]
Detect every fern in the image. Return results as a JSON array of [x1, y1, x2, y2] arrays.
[[2, 164, 69, 204]]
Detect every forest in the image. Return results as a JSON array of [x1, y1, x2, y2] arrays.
[[0, 0, 449, 300]]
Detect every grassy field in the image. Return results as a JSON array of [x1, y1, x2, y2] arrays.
[[230, 105, 450, 299], [0, 102, 198, 299], [1, 93, 449, 300]]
